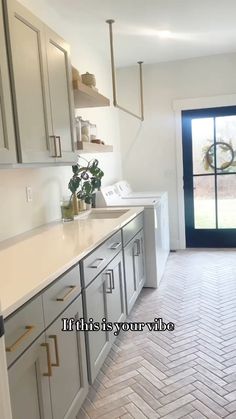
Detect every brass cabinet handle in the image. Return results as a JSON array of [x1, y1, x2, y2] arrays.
[[41, 342, 52, 377], [104, 271, 113, 293], [56, 285, 78, 302], [109, 269, 115, 290], [110, 242, 121, 250], [56, 136, 62, 158], [134, 239, 141, 257], [49, 335, 60, 367], [89, 258, 106, 269], [104, 269, 114, 293], [6, 325, 35, 353], [50, 135, 57, 158]]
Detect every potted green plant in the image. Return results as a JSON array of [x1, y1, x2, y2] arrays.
[[68, 158, 104, 212]]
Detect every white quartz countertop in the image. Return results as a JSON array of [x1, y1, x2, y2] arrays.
[[0, 207, 143, 319]]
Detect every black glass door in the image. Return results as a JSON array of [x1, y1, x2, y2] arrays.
[[182, 106, 236, 247]]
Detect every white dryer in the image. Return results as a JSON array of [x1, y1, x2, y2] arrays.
[[96, 185, 169, 288], [115, 180, 170, 258]]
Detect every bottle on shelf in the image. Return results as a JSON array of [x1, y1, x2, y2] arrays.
[[81, 120, 90, 142]]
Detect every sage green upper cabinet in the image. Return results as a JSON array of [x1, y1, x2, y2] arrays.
[[0, 1, 17, 164], [6, 0, 53, 163], [5, 0, 76, 164], [45, 28, 76, 163]]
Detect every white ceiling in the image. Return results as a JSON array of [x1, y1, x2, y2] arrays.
[[44, 0, 236, 67]]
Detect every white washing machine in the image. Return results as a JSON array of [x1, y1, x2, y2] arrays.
[[96, 185, 169, 288], [115, 180, 165, 199]]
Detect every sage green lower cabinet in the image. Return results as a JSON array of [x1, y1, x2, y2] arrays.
[[123, 229, 146, 315], [46, 296, 88, 419], [6, 216, 146, 419], [84, 251, 126, 384], [84, 270, 110, 384], [7, 294, 88, 419], [8, 333, 53, 419], [105, 252, 126, 345], [123, 238, 137, 315]]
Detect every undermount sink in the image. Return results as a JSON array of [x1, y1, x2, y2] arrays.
[[78, 209, 129, 220]]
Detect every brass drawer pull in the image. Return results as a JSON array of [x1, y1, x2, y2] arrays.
[[41, 342, 52, 377], [56, 285, 78, 302], [6, 325, 35, 353], [49, 335, 60, 367], [89, 258, 106, 269], [110, 242, 121, 250]]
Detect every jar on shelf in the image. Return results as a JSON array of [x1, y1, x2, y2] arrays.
[[75, 116, 82, 148], [81, 120, 90, 142], [89, 123, 97, 142]]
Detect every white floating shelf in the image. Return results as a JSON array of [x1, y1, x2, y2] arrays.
[[76, 142, 113, 154]]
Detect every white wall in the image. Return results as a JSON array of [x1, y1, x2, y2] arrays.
[[0, 0, 122, 242], [117, 53, 236, 249]]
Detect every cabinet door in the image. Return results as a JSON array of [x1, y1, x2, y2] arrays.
[[46, 296, 88, 419], [133, 229, 146, 293], [5, 0, 54, 163], [84, 272, 110, 384], [45, 27, 76, 163], [105, 252, 126, 344], [0, 1, 16, 163], [8, 333, 52, 419], [123, 238, 137, 315]]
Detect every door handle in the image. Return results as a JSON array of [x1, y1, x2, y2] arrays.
[[49, 335, 60, 367], [41, 342, 52, 377]]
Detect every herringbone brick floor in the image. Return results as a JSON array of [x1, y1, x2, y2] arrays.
[[78, 250, 236, 418]]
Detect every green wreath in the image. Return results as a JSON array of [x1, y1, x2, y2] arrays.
[[202, 139, 236, 171]]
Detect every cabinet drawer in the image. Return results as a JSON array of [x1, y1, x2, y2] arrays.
[[82, 230, 122, 288], [43, 264, 81, 328], [5, 295, 44, 368], [122, 213, 144, 247]]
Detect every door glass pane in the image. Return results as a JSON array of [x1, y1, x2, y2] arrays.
[[192, 118, 214, 174], [216, 116, 236, 173], [217, 175, 236, 228], [194, 176, 216, 229]]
